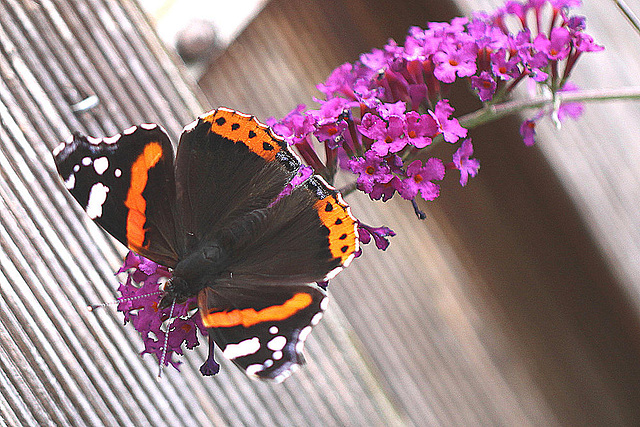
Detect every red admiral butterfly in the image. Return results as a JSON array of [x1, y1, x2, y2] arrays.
[[53, 108, 359, 381]]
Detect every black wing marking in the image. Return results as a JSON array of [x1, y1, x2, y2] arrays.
[[53, 125, 180, 267]]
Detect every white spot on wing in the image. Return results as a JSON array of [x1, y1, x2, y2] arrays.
[[269, 326, 278, 334], [342, 251, 356, 268], [86, 136, 102, 145], [81, 157, 92, 166], [323, 266, 343, 281], [64, 174, 75, 190], [73, 164, 80, 172], [93, 157, 109, 175], [296, 325, 313, 354], [85, 183, 110, 219], [114, 168, 122, 178], [263, 359, 274, 368], [320, 297, 329, 311], [245, 364, 264, 376], [310, 312, 323, 326], [272, 351, 283, 360], [223, 337, 260, 360], [52, 142, 66, 157], [140, 123, 157, 130], [267, 336, 287, 352], [298, 326, 312, 343], [103, 134, 121, 144], [123, 125, 137, 135]]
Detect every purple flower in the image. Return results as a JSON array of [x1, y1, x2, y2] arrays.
[[534, 27, 571, 60], [551, 0, 582, 10], [520, 119, 537, 146], [557, 83, 584, 122], [468, 17, 510, 51], [573, 32, 604, 52], [268, 105, 316, 146], [399, 158, 445, 200], [317, 63, 357, 98], [309, 97, 355, 125], [360, 45, 396, 71], [430, 99, 468, 143], [491, 49, 521, 80], [376, 101, 406, 119], [452, 139, 480, 186], [370, 115, 407, 156], [433, 41, 478, 83], [369, 176, 403, 201], [405, 111, 438, 148], [353, 78, 382, 108], [117, 252, 207, 373], [349, 150, 393, 193], [357, 222, 396, 250], [471, 71, 497, 102]]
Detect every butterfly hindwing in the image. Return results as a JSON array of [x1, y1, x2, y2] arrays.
[[174, 108, 301, 249], [53, 125, 180, 266], [198, 283, 328, 382]]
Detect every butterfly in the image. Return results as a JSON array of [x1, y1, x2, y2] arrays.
[[53, 108, 359, 382]]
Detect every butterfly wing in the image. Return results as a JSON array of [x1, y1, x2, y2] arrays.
[[195, 176, 358, 381], [53, 125, 180, 267], [198, 282, 328, 382], [174, 108, 300, 251], [226, 175, 359, 284]]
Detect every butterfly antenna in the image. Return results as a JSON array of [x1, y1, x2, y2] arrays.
[[158, 297, 176, 380], [87, 291, 163, 311]]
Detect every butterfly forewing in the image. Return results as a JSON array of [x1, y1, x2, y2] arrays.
[[53, 126, 180, 266], [175, 108, 301, 248]]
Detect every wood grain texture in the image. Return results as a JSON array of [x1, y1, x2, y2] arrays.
[[0, 0, 401, 425]]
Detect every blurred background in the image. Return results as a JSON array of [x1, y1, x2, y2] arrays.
[[1, 0, 640, 425]]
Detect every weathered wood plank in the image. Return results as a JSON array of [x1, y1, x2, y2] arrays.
[[0, 0, 401, 425]]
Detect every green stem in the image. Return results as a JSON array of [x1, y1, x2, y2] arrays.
[[339, 181, 358, 197], [459, 86, 640, 129]]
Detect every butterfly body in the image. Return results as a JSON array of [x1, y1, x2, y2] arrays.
[[53, 108, 358, 381]]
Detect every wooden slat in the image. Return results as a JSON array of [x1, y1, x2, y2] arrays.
[[0, 0, 402, 425]]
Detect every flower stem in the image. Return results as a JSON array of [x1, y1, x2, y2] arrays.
[[339, 181, 358, 197], [459, 86, 640, 129]]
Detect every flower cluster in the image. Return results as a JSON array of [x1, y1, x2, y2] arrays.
[[268, 0, 601, 217], [116, 252, 219, 375]]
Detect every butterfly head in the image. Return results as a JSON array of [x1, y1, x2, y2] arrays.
[[159, 276, 192, 308]]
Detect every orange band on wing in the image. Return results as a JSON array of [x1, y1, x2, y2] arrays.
[[314, 194, 358, 264], [201, 292, 313, 328], [124, 142, 163, 250], [202, 108, 282, 162]]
